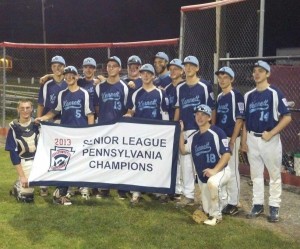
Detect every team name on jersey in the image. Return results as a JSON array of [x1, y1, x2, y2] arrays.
[[50, 93, 56, 104], [101, 92, 121, 101], [217, 103, 229, 114], [249, 99, 269, 113], [137, 99, 158, 109], [194, 142, 211, 156], [181, 96, 200, 108], [63, 99, 82, 109]]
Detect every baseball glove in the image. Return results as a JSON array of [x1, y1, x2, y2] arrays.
[[192, 209, 208, 224]]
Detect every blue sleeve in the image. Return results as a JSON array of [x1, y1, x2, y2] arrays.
[[38, 85, 44, 105], [235, 91, 245, 119], [92, 85, 98, 108], [277, 88, 290, 116], [127, 92, 134, 110], [88, 91, 95, 113], [206, 83, 215, 110], [217, 128, 231, 155], [5, 129, 21, 165], [161, 90, 169, 112]]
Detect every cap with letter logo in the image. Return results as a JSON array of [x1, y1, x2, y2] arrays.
[[51, 55, 65, 66], [182, 56, 199, 67], [83, 57, 96, 67], [139, 64, 155, 75], [215, 66, 235, 78]]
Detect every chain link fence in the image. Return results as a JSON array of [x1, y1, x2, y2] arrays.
[[180, 0, 260, 84]]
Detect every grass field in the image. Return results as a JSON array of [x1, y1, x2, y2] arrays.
[[0, 148, 299, 249]]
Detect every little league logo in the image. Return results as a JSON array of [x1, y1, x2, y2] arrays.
[[49, 146, 75, 171]]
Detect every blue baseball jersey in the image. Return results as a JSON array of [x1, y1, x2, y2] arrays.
[[187, 125, 230, 183], [244, 85, 290, 133], [38, 79, 67, 115], [165, 81, 184, 121], [77, 78, 98, 108], [128, 87, 168, 120], [154, 72, 172, 88], [54, 87, 94, 126], [5, 119, 39, 165], [175, 81, 215, 131], [216, 89, 245, 137], [95, 80, 129, 123]]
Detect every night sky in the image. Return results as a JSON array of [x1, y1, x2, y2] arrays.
[[0, 0, 299, 56]]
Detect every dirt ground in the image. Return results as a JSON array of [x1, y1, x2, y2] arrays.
[[195, 175, 300, 242]]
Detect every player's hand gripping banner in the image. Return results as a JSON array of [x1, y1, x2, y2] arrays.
[[29, 118, 180, 194]]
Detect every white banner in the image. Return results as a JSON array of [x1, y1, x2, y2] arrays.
[[29, 118, 180, 194]]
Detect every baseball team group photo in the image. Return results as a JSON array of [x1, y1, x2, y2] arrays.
[[1, 0, 300, 248]]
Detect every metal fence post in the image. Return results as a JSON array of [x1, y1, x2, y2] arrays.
[[2, 47, 6, 128]]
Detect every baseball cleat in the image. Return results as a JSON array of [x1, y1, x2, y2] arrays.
[[176, 196, 194, 208], [246, 204, 264, 219], [203, 216, 222, 226], [267, 206, 279, 223], [53, 196, 72, 206], [222, 204, 239, 216], [39, 188, 48, 197]]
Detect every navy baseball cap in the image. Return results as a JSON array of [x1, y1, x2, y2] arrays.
[[182, 56, 199, 67], [83, 57, 96, 67], [107, 56, 122, 67], [155, 52, 169, 62], [169, 58, 184, 69], [194, 104, 212, 117], [215, 66, 235, 78], [51, 56, 65, 66], [127, 55, 142, 65], [63, 66, 78, 75], [253, 60, 271, 72], [139, 64, 155, 75]]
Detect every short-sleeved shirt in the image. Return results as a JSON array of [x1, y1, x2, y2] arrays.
[[95, 80, 129, 123], [122, 76, 143, 92], [175, 81, 215, 131], [244, 85, 290, 133], [77, 78, 98, 108], [128, 87, 169, 120], [154, 72, 172, 88], [216, 89, 245, 137], [186, 125, 230, 183], [38, 79, 67, 115], [54, 87, 94, 126], [165, 81, 184, 121]]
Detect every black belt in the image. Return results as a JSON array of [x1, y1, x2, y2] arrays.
[[248, 131, 263, 137], [22, 158, 33, 161]]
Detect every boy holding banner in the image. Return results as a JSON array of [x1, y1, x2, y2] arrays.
[[125, 63, 169, 204], [36, 66, 95, 205]]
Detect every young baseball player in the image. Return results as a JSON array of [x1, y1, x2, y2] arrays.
[[241, 60, 291, 222], [36, 55, 67, 197], [95, 56, 129, 199], [125, 63, 169, 204], [179, 104, 231, 226], [174, 55, 215, 207], [5, 100, 40, 203], [215, 66, 244, 215], [121, 55, 143, 93], [153, 52, 172, 88], [163, 58, 185, 202], [36, 65, 95, 205]]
